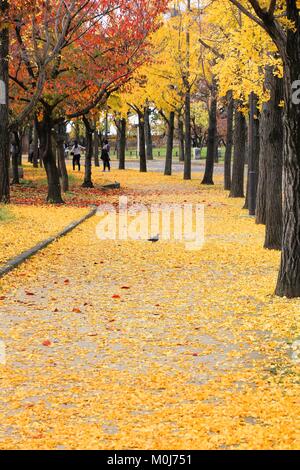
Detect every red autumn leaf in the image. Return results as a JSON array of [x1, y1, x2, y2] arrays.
[[121, 286, 130, 290], [0, 296, 6, 300], [72, 308, 81, 313], [64, 279, 70, 284], [25, 291, 35, 296], [42, 340, 52, 347], [112, 295, 121, 299], [192, 353, 199, 357]]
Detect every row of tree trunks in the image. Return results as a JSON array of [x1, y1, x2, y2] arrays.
[[0, 0, 10, 203]]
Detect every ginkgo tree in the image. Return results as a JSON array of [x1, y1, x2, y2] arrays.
[[123, 7, 206, 176], [217, 0, 300, 298]]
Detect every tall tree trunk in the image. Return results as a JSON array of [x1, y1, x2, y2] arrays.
[[178, 117, 185, 162], [37, 111, 64, 204], [230, 105, 246, 198], [202, 81, 217, 185], [256, 67, 282, 226], [248, 92, 260, 215], [256, 101, 268, 224], [0, 0, 10, 203], [33, 117, 39, 168], [56, 122, 69, 192], [164, 112, 175, 176], [138, 112, 147, 173], [28, 125, 33, 162], [224, 90, 234, 190], [184, 87, 192, 180], [264, 74, 284, 251], [214, 136, 219, 163], [117, 118, 126, 170], [144, 107, 153, 160], [11, 131, 20, 185], [82, 116, 94, 188], [275, 21, 300, 297], [94, 128, 100, 167]]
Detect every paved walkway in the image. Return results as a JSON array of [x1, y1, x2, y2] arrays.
[[110, 159, 225, 174], [0, 173, 298, 449]]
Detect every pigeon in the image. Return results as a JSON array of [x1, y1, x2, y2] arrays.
[[148, 234, 159, 243]]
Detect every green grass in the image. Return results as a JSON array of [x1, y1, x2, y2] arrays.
[[38, 173, 79, 187], [0, 206, 14, 223], [110, 146, 226, 162]]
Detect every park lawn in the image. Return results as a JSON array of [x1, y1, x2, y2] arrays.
[[0, 170, 299, 450], [0, 205, 89, 266]]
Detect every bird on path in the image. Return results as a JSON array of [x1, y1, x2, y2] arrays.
[[148, 234, 160, 243]]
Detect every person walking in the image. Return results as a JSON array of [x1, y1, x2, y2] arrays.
[[71, 141, 84, 171], [101, 139, 111, 172]]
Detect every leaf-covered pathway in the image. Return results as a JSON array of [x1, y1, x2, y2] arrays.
[[0, 172, 299, 449]]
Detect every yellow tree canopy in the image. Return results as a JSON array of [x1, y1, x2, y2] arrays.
[[202, 0, 282, 107]]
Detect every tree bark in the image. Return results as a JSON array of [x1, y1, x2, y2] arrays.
[[178, 117, 185, 162], [184, 87, 192, 180], [56, 122, 69, 192], [144, 107, 153, 160], [202, 81, 217, 185], [117, 118, 126, 170], [28, 125, 33, 162], [138, 111, 147, 173], [230, 105, 246, 198], [275, 22, 300, 296], [264, 73, 284, 250], [11, 131, 20, 185], [94, 127, 100, 167], [0, 0, 10, 203], [37, 111, 64, 204], [164, 111, 175, 176], [224, 90, 234, 190], [248, 92, 260, 215], [32, 117, 39, 168], [256, 103, 268, 224], [82, 116, 94, 188]]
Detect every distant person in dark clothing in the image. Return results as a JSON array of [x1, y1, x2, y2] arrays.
[[101, 139, 111, 172], [71, 141, 85, 171]]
